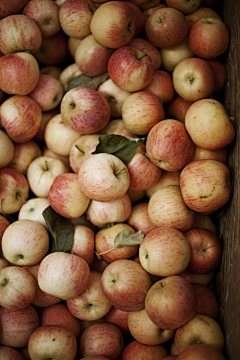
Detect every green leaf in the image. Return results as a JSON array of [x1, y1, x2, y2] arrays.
[[114, 230, 145, 248], [92, 134, 145, 165], [67, 72, 109, 92], [42, 206, 75, 253]]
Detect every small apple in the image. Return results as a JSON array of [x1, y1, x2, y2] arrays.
[[0, 0, 29, 20], [120, 340, 168, 360], [8, 140, 42, 175], [18, 197, 50, 229], [0, 346, 24, 360], [70, 225, 95, 265], [127, 202, 156, 235], [164, 96, 193, 124], [160, 39, 194, 73], [105, 306, 130, 337], [192, 283, 219, 319], [68, 37, 81, 58], [146, 170, 180, 198], [0, 214, 10, 252], [143, 70, 175, 104], [0, 129, 14, 169]]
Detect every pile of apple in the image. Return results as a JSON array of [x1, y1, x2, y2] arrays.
[[0, 0, 235, 359]]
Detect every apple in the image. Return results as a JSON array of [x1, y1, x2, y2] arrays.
[[164, 96, 193, 124], [27, 155, 69, 198], [122, 90, 165, 135], [70, 225, 95, 265], [0, 346, 24, 360], [38, 252, 90, 300], [0, 14, 42, 54], [75, 34, 114, 77], [180, 159, 232, 214], [97, 79, 131, 118], [172, 57, 215, 102], [0, 52, 40, 95], [34, 30, 69, 66], [0, 265, 37, 310], [107, 45, 154, 92], [143, 4, 167, 19], [192, 283, 219, 319], [129, 37, 162, 70], [33, 107, 59, 143], [90, 256, 108, 273], [87, 193, 132, 228], [165, 0, 201, 13], [145, 7, 189, 48], [59, 62, 82, 92], [9, 140, 42, 175], [0, 0, 29, 20], [174, 314, 225, 353], [90, 1, 136, 49], [185, 98, 235, 150], [2, 219, 49, 266], [48, 172, 90, 218], [95, 223, 139, 264], [127, 188, 146, 203], [184, 228, 223, 274], [0, 129, 14, 169], [0, 95, 42, 143], [128, 307, 175, 345], [44, 113, 81, 157], [206, 59, 225, 95], [59, 0, 97, 39], [146, 170, 180, 198], [188, 18, 230, 59], [40, 65, 62, 79], [66, 270, 112, 321], [162, 357, 178, 360], [179, 270, 215, 286], [18, 197, 50, 229], [123, 1, 146, 37], [160, 39, 194, 73], [189, 145, 228, 164], [0, 168, 29, 215], [129, 0, 162, 11], [69, 133, 100, 173], [185, 7, 222, 28], [61, 87, 111, 134], [0, 215, 10, 252], [105, 306, 130, 337], [42, 147, 70, 168], [80, 322, 124, 360], [29, 74, 64, 112], [148, 185, 194, 232], [120, 340, 168, 360], [145, 276, 197, 330], [146, 119, 194, 172], [28, 325, 77, 360], [0, 305, 39, 348], [127, 202, 156, 235], [177, 344, 226, 360], [78, 153, 130, 202], [39, 303, 81, 338], [139, 227, 191, 277], [22, 0, 61, 38], [143, 70, 175, 104], [24, 263, 62, 309], [68, 37, 81, 58], [191, 213, 218, 234], [100, 259, 152, 312]]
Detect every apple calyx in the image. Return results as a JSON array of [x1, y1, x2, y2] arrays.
[[188, 76, 195, 85]]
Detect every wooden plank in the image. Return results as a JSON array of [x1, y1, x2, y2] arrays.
[[215, 1, 240, 359]]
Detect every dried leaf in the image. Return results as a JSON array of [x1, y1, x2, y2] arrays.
[[114, 230, 145, 248], [67, 72, 109, 92]]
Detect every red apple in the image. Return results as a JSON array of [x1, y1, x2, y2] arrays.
[[206, 59, 225, 95], [0, 346, 24, 360], [129, 37, 161, 70], [70, 225, 95, 265], [127, 202, 156, 235], [192, 283, 219, 319], [189, 145, 228, 164], [105, 306, 130, 337], [146, 170, 180, 198], [143, 70, 175, 104], [0, 0, 28, 20], [120, 340, 168, 360], [165, 0, 201, 14], [164, 96, 193, 124], [123, 1, 146, 37], [0, 130, 14, 169], [177, 344, 226, 360], [185, 7, 222, 28]]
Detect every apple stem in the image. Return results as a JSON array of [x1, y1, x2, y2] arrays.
[[138, 53, 147, 61], [115, 168, 125, 176], [229, 116, 235, 122]]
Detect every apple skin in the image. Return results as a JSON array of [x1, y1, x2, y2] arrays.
[[185, 98, 235, 150], [39, 303, 81, 338], [145, 7, 189, 48], [66, 270, 112, 321], [143, 4, 167, 19], [0, 168, 29, 215], [143, 70, 175, 104], [139, 227, 191, 277], [0, 129, 14, 169], [95, 223, 139, 264], [127, 202, 156, 235], [100, 259, 152, 312], [68, 37, 82, 58], [2, 219, 49, 266], [129, 37, 162, 70], [165, 0, 201, 14], [122, 90, 165, 135], [120, 340, 168, 360], [59, 62, 82, 92], [145, 276, 197, 330], [146, 119, 194, 172], [0, 52, 40, 95], [61, 87, 111, 135], [105, 306, 130, 337], [148, 185, 194, 232], [0, 0, 29, 20], [188, 18, 230, 59], [123, 1, 146, 37], [128, 307, 175, 345], [146, 170, 180, 198], [174, 314, 225, 353], [179, 270, 215, 287], [59, 0, 96, 39], [184, 228, 223, 274], [180, 159, 232, 214], [38, 252, 90, 300], [22, 0, 61, 38], [0, 95, 42, 143], [80, 322, 124, 360], [164, 96, 193, 124], [0, 305, 39, 348], [177, 344, 226, 360], [191, 213, 217, 234], [172, 57, 215, 102], [28, 325, 77, 360], [90, 1, 136, 49], [108, 46, 154, 92], [189, 145, 228, 164], [78, 153, 130, 202], [0, 14, 42, 54], [185, 7, 222, 28], [0, 214, 10, 252], [0, 265, 37, 311], [206, 59, 225, 95], [70, 225, 95, 265], [0, 346, 24, 360], [192, 283, 219, 319], [33, 107, 59, 143]]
